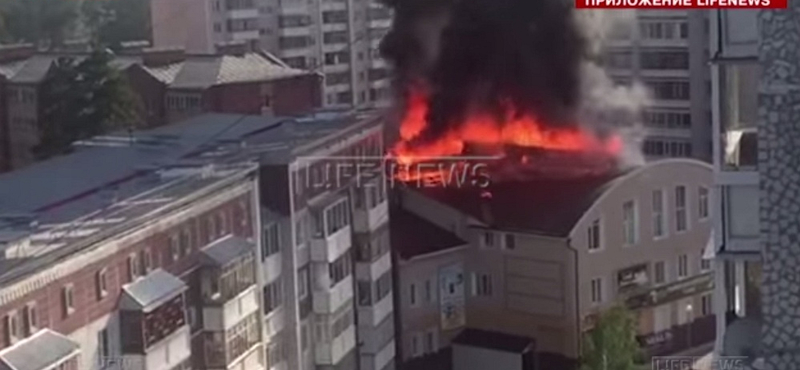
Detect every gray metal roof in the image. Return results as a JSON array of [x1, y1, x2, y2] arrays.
[[121, 269, 187, 312], [171, 56, 223, 89], [0, 329, 80, 370], [200, 235, 255, 267]]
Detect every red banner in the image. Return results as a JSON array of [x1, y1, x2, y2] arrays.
[[576, 0, 787, 8]]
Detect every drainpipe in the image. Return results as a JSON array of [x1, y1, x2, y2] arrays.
[[566, 237, 582, 361]]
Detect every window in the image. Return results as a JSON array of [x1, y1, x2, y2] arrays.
[[698, 187, 709, 220], [98, 329, 109, 364], [642, 111, 691, 129], [127, 254, 139, 282], [264, 278, 283, 315], [23, 303, 36, 336], [652, 189, 666, 238], [504, 233, 516, 250], [4, 311, 19, 344], [482, 232, 495, 248], [324, 199, 350, 236], [96, 269, 108, 300], [643, 139, 693, 158], [169, 234, 180, 262], [323, 31, 348, 44], [328, 250, 352, 286], [677, 254, 689, 278], [63, 284, 75, 317], [295, 215, 307, 247], [358, 280, 372, 306], [645, 81, 690, 100], [590, 278, 603, 304], [475, 273, 492, 296], [262, 223, 280, 260], [217, 212, 228, 237], [654, 261, 666, 284], [604, 51, 632, 69], [411, 333, 422, 357], [297, 267, 309, 299], [701, 254, 711, 271], [676, 186, 688, 232], [424, 280, 432, 303], [425, 330, 437, 354], [409, 283, 418, 307], [322, 10, 348, 24], [588, 219, 601, 251], [622, 200, 637, 245], [701, 294, 713, 316], [180, 229, 192, 257], [143, 249, 153, 273]]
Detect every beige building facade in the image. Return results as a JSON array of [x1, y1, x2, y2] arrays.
[[392, 158, 714, 366]]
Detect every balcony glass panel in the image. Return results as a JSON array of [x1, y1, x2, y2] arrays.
[[202, 257, 256, 304], [725, 185, 760, 238], [720, 63, 761, 171]]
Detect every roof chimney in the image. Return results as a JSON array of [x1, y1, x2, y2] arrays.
[[0, 44, 35, 63], [142, 46, 186, 66], [215, 41, 248, 56]]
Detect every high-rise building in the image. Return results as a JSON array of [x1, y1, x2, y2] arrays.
[[603, 10, 712, 162], [150, 0, 393, 108]]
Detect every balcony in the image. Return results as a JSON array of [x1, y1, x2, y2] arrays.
[[315, 325, 356, 365], [313, 275, 354, 314], [199, 236, 258, 306], [357, 314, 394, 354], [198, 312, 262, 369], [716, 63, 760, 174], [357, 291, 393, 328], [0, 329, 80, 370], [311, 225, 352, 263], [353, 195, 388, 234], [228, 8, 259, 19], [202, 286, 260, 332], [119, 269, 189, 356], [356, 250, 391, 282], [360, 340, 395, 370]]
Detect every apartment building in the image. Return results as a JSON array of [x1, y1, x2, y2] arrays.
[[0, 44, 322, 172], [392, 159, 714, 369], [111, 110, 393, 370], [603, 11, 711, 162], [150, 0, 394, 108], [0, 148, 263, 370]]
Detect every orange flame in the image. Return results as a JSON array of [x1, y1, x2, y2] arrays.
[[390, 88, 623, 183]]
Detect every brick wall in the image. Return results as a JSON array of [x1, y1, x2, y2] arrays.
[[0, 192, 254, 350], [208, 74, 322, 117]]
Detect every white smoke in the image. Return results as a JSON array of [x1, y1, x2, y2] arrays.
[[575, 9, 649, 169]]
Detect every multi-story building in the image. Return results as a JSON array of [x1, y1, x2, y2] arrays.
[[603, 11, 712, 162], [391, 159, 714, 369], [0, 149, 262, 370], [150, 0, 394, 108], [0, 44, 322, 172]]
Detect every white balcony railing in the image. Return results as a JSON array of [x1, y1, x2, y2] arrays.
[[353, 202, 388, 234], [315, 325, 356, 365], [202, 286, 260, 331], [232, 30, 260, 40], [355, 252, 391, 282], [311, 226, 352, 263], [138, 326, 191, 370], [313, 276, 354, 314], [357, 292, 393, 328]]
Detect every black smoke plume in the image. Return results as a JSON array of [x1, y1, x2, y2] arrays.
[[380, 0, 587, 143]]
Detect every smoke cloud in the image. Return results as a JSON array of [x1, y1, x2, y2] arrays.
[[381, 0, 648, 166]]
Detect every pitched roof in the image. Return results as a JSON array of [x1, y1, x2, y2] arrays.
[[417, 171, 627, 237], [121, 269, 187, 312], [390, 207, 466, 260], [0, 329, 80, 370]]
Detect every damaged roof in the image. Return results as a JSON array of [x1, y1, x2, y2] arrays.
[[418, 171, 628, 238], [390, 207, 466, 260]]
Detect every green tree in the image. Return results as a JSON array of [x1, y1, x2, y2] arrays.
[[0, 0, 79, 48], [581, 305, 642, 370], [35, 50, 141, 159]]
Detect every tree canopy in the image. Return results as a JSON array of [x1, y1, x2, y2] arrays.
[[35, 50, 141, 159], [581, 305, 642, 370], [0, 0, 80, 47]]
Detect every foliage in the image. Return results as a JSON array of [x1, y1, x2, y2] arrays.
[[0, 0, 79, 48], [35, 50, 141, 159], [581, 305, 642, 370]]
